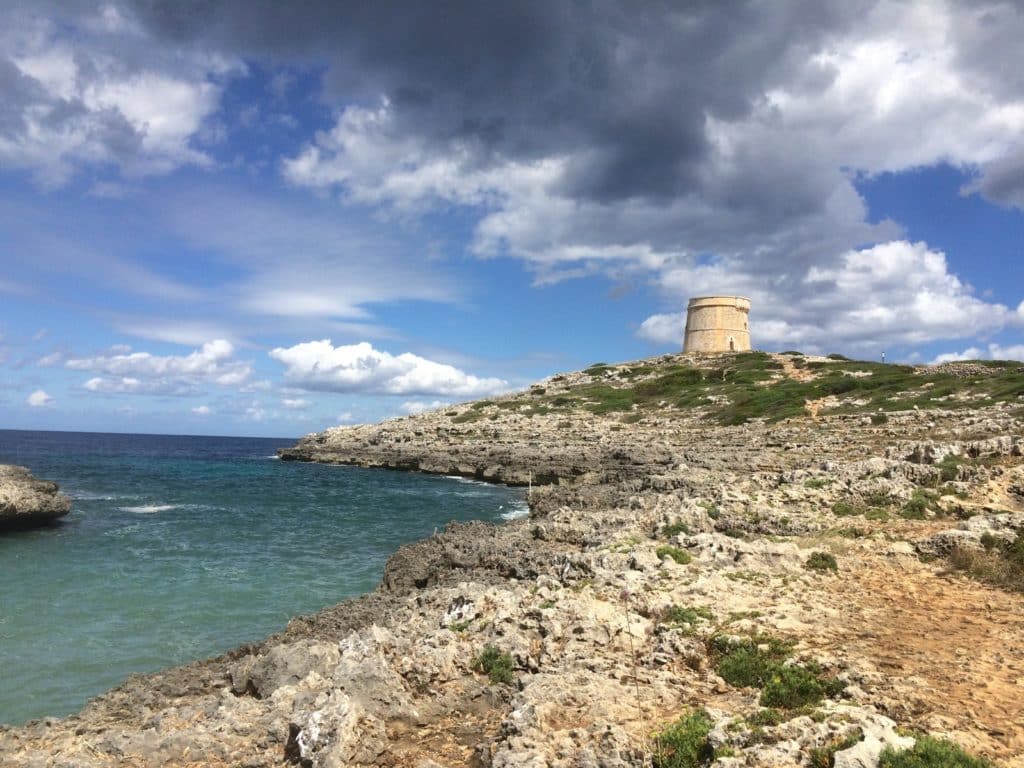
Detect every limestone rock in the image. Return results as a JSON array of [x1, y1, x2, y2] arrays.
[[0, 464, 71, 529]]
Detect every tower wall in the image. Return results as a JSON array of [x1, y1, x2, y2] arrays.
[[682, 296, 751, 353]]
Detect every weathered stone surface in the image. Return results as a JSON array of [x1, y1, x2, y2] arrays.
[[0, 464, 71, 529], [3, 354, 1023, 766]]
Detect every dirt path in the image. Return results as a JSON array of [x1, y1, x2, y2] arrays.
[[818, 552, 1024, 765]]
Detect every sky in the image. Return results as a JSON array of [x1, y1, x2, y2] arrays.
[[1, 1, 1023, 438]]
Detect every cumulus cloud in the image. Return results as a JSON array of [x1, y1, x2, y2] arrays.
[[191, 404, 211, 415], [282, 397, 310, 410], [269, 340, 508, 397], [26, 389, 53, 407], [931, 343, 1024, 364], [0, 4, 239, 186], [640, 241, 1021, 354], [67, 339, 251, 396]]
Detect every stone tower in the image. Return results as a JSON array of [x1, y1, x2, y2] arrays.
[[683, 296, 751, 353]]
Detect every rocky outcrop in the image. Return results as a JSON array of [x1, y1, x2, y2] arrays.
[[0, 464, 71, 530], [3, 354, 1024, 766]]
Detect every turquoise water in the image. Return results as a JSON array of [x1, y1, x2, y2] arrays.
[[0, 430, 526, 726]]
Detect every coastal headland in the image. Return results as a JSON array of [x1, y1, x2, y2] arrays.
[[2, 351, 1023, 767]]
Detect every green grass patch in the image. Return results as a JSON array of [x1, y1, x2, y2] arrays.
[[656, 545, 693, 565], [652, 710, 714, 768], [471, 645, 515, 684], [804, 478, 832, 489], [760, 662, 844, 709], [879, 736, 992, 768], [663, 604, 714, 628]]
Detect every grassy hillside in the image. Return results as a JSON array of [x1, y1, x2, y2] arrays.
[[453, 352, 1024, 426]]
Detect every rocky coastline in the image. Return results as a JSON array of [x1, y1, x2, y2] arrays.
[[0, 464, 71, 530], [2, 352, 1023, 767]]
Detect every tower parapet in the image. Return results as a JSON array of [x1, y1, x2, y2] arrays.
[[683, 296, 751, 353]]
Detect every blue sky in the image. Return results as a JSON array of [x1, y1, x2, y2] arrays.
[[2, 1, 1023, 437]]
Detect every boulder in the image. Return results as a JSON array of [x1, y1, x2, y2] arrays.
[[0, 464, 71, 530]]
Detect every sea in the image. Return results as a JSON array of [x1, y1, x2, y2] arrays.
[[0, 429, 527, 727]]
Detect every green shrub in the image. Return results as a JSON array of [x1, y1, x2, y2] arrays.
[[662, 520, 692, 537], [870, 412, 889, 424], [938, 454, 964, 482], [472, 645, 515, 684], [831, 501, 859, 517], [878, 736, 992, 768], [657, 545, 693, 565], [805, 552, 838, 573], [663, 605, 714, 627], [827, 353, 851, 361], [864, 507, 891, 522], [652, 710, 714, 768], [804, 478, 832, 489], [760, 663, 843, 709], [746, 708, 786, 727], [712, 635, 792, 688]]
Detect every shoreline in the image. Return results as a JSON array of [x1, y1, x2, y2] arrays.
[[3, 353, 1023, 766]]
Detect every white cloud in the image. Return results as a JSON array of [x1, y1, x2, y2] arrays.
[[282, 398, 310, 410], [269, 340, 508, 397], [192, 404, 212, 415], [37, 351, 63, 367], [67, 339, 252, 396], [400, 399, 449, 415], [0, 8, 240, 186], [281, 4, 1024, 354], [931, 343, 1024, 365], [26, 389, 53, 407], [336, 411, 356, 424], [640, 241, 1021, 355]]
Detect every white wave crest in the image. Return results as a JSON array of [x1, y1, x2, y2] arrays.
[[119, 504, 178, 514], [500, 501, 530, 521]]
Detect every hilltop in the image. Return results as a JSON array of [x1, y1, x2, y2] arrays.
[[3, 352, 1023, 768]]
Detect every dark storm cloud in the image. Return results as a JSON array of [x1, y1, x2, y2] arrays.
[[127, 0, 863, 202]]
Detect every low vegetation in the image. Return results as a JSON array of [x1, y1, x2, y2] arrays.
[[652, 710, 714, 768], [709, 634, 844, 709], [456, 352, 1024, 427], [471, 645, 515, 684], [809, 730, 864, 768], [879, 736, 992, 768], [805, 551, 839, 573], [656, 545, 693, 565], [947, 529, 1024, 593]]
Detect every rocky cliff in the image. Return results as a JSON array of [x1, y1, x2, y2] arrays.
[[0, 464, 71, 530], [2, 352, 1023, 767]]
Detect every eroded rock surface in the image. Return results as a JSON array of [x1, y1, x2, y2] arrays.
[[0, 464, 71, 530], [3, 354, 1023, 767]]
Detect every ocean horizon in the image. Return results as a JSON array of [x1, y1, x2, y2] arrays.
[[0, 429, 526, 726]]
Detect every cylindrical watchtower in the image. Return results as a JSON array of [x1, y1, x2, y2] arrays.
[[683, 296, 751, 353]]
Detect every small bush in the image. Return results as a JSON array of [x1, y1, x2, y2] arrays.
[[662, 520, 692, 538], [827, 353, 851, 361], [652, 710, 714, 768], [746, 708, 786, 727], [831, 501, 858, 517], [663, 605, 714, 627], [712, 635, 793, 688], [878, 736, 992, 768], [809, 729, 864, 768], [804, 478, 832, 489], [657, 545, 693, 565], [805, 552, 838, 573], [947, 530, 1024, 593], [760, 663, 844, 709], [870, 412, 889, 425], [938, 454, 964, 482], [864, 507, 891, 522], [472, 645, 515, 684]]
